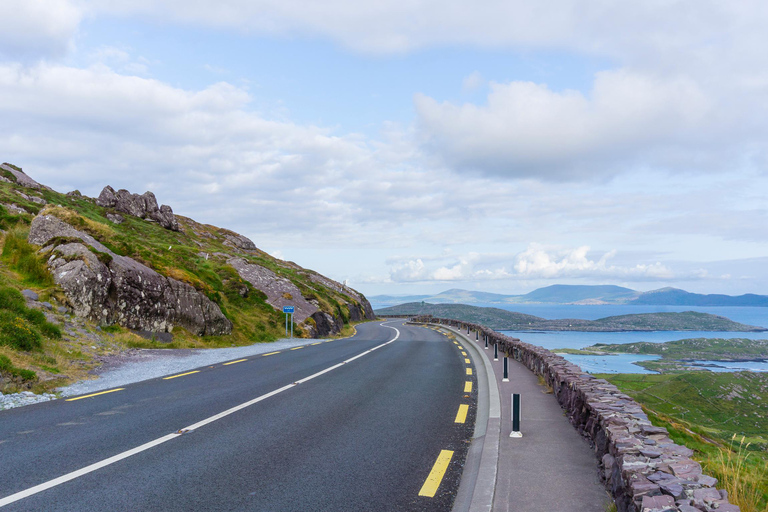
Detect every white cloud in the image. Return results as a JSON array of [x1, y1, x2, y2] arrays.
[[415, 69, 713, 179], [0, 0, 81, 59], [388, 245, 674, 283]]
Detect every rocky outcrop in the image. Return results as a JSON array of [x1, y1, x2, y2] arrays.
[[308, 273, 376, 321], [0, 163, 44, 189], [95, 185, 179, 231], [413, 316, 741, 512], [29, 214, 231, 336], [222, 231, 257, 251], [227, 257, 368, 337]]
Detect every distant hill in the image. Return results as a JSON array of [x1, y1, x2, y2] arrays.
[[375, 302, 767, 332], [629, 287, 768, 307], [370, 285, 768, 307], [520, 284, 638, 304]]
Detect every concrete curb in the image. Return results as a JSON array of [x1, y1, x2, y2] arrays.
[[439, 325, 500, 512]]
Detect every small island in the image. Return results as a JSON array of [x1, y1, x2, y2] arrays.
[[376, 302, 767, 332], [561, 338, 768, 373]]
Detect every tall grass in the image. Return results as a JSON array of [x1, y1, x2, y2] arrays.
[[704, 435, 768, 512], [1, 227, 54, 287]]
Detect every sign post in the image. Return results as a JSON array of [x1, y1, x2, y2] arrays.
[[283, 306, 295, 338]]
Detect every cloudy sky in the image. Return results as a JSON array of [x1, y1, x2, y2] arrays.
[[2, 0, 768, 297]]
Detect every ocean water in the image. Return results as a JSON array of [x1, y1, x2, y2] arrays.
[[493, 304, 768, 374]]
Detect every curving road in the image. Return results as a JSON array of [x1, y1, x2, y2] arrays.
[[0, 320, 476, 511]]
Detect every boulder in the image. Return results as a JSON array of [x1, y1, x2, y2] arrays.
[[30, 214, 230, 335], [95, 185, 179, 231], [222, 232, 257, 251]]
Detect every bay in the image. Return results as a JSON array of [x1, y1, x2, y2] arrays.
[[493, 303, 768, 374]]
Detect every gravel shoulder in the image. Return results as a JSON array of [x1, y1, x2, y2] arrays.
[[59, 337, 323, 397], [1, 337, 323, 410]]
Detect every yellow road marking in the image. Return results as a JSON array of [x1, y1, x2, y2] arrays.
[[464, 381, 472, 393], [163, 371, 200, 380], [223, 359, 247, 366], [457, 345, 463, 349], [312, 342, 322, 345], [262, 351, 280, 356], [452, 341, 458, 345], [466, 368, 473, 375], [455, 404, 469, 423], [290, 346, 304, 351], [464, 358, 471, 364], [66, 388, 125, 401], [461, 351, 467, 356], [419, 450, 454, 497]]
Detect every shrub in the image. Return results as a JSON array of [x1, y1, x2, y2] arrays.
[[0, 354, 37, 381], [0, 310, 42, 351], [0, 286, 25, 313]]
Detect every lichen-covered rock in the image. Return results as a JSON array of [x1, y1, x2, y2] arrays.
[[222, 232, 257, 251], [30, 214, 230, 335], [106, 212, 124, 224], [227, 257, 354, 337], [0, 163, 44, 189], [95, 185, 179, 231]]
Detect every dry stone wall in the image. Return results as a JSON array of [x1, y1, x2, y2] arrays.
[[409, 315, 740, 512]]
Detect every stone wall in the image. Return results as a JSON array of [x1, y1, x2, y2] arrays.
[[409, 315, 740, 512]]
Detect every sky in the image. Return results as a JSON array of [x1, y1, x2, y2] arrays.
[[2, 1, 768, 298]]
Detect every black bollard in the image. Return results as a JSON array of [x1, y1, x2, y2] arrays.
[[485, 334, 488, 350], [493, 342, 498, 361], [503, 356, 509, 382], [510, 394, 522, 437]]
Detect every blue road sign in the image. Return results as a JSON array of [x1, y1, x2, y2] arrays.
[[283, 306, 295, 313]]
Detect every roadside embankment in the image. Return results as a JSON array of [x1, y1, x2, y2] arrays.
[[410, 315, 740, 512]]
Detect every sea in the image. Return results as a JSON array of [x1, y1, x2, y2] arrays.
[[482, 303, 768, 374]]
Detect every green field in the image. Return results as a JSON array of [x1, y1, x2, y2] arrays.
[[601, 372, 768, 512]]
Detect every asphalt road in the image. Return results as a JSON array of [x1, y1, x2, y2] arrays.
[[0, 320, 475, 511]]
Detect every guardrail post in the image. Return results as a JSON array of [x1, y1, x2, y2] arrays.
[[503, 355, 509, 382], [510, 394, 522, 437], [493, 342, 498, 361]]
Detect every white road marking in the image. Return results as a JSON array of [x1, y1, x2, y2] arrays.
[[0, 325, 401, 508]]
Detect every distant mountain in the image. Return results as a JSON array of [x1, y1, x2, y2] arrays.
[[375, 302, 767, 332], [520, 284, 638, 304], [629, 287, 768, 307], [370, 285, 768, 308]]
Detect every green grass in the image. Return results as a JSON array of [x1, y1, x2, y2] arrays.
[[601, 372, 768, 512], [1, 227, 55, 287], [0, 354, 37, 382]]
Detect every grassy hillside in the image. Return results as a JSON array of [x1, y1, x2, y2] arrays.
[[602, 372, 768, 512], [0, 165, 369, 393], [376, 302, 765, 332]]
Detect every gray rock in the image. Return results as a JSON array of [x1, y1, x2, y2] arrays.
[[106, 212, 124, 224], [0, 163, 43, 189], [96, 186, 178, 231], [29, 214, 231, 336], [41, 301, 53, 310], [21, 289, 38, 301], [28, 196, 47, 205], [223, 232, 257, 251], [57, 306, 68, 314], [2, 203, 27, 214]]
